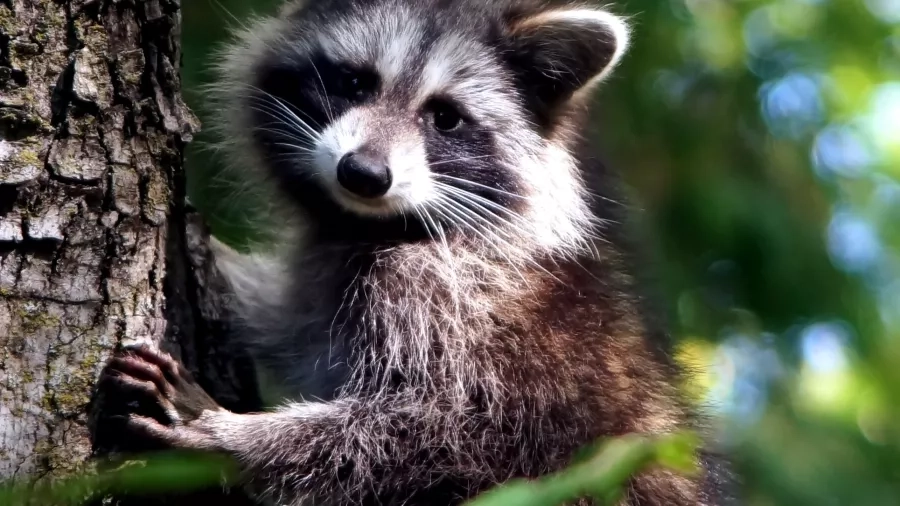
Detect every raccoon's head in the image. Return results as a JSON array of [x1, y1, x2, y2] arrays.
[[215, 0, 629, 250]]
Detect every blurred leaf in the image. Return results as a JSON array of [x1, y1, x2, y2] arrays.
[[465, 433, 700, 506], [0, 452, 237, 506]]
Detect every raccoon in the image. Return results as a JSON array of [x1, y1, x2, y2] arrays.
[[100, 0, 733, 504]]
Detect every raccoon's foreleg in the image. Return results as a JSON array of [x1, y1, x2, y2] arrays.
[[101, 345, 498, 504]]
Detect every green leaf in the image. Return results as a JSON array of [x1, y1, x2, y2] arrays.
[[465, 433, 701, 506], [0, 451, 237, 506]]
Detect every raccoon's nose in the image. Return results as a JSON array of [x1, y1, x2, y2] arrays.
[[336, 152, 393, 199]]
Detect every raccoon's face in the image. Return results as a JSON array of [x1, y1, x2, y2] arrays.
[[223, 0, 629, 248]]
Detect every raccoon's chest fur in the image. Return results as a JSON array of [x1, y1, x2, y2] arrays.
[[244, 253, 354, 405], [241, 237, 542, 407], [252, 324, 352, 406]]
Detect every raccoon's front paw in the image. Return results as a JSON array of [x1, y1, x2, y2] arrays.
[[99, 344, 226, 451]]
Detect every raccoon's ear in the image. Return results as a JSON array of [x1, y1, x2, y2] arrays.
[[504, 8, 630, 119]]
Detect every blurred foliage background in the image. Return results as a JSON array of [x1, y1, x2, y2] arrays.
[[182, 0, 900, 505]]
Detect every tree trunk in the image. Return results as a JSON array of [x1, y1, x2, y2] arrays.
[[0, 0, 257, 488]]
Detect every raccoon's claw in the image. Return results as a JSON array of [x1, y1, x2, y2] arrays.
[[123, 413, 223, 451], [99, 344, 225, 450]]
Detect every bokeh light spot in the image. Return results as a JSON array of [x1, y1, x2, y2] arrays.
[[800, 321, 850, 373], [827, 209, 883, 273], [865, 0, 900, 23], [759, 72, 824, 138], [812, 125, 874, 179]]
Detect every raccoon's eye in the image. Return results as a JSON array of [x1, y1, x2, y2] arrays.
[[335, 68, 377, 101], [430, 100, 464, 132]]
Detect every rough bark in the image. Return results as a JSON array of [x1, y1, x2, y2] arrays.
[[0, 0, 257, 488]]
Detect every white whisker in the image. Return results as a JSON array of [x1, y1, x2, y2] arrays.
[[428, 155, 495, 167], [432, 173, 523, 200], [411, 206, 436, 242], [429, 196, 531, 286], [246, 97, 322, 140], [305, 56, 336, 124], [271, 142, 316, 154], [252, 125, 318, 147], [241, 83, 327, 130], [433, 189, 566, 285]]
